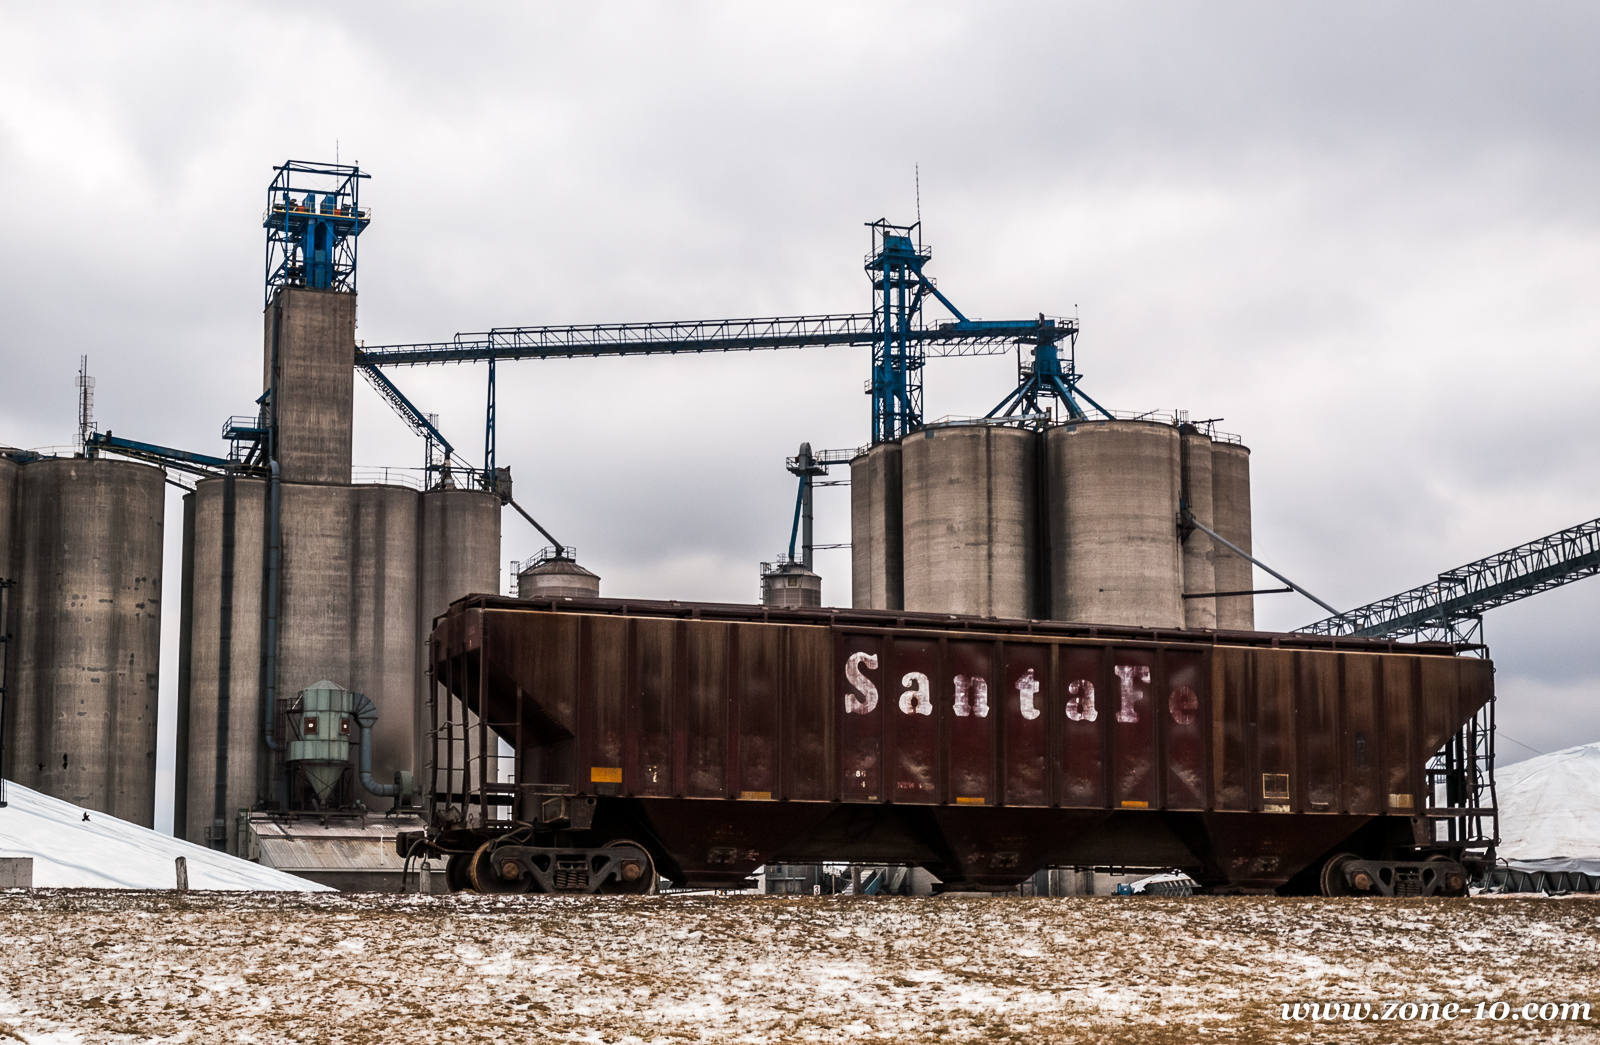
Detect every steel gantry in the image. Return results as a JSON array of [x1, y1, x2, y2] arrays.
[[355, 218, 1098, 476], [1297, 516, 1600, 643]]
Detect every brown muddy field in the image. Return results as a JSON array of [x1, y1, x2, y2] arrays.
[[1, 890, 1597, 1043]]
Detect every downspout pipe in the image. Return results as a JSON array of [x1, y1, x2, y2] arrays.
[[1181, 507, 1342, 619], [352, 692, 405, 798]]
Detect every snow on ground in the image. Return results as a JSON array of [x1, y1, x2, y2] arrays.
[[1, 892, 1598, 1043], [0, 780, 332, 891]]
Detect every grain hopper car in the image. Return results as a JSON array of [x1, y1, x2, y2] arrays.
[[407, 595, 1493, 897]]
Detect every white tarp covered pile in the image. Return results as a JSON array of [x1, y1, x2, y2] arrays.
[[0, 779, 331, 890], [1495, 741, 1600, 874]]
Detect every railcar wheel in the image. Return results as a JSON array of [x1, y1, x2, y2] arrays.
[[598, 838, 658, 895], [468, 841, 534, 894], [1319, 853, 1369, 897], [445, 852, 476, 893], [1426, 855, 1470, 897]]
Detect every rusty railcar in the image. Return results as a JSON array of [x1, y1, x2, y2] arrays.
[[416, 596, 1494, 896]]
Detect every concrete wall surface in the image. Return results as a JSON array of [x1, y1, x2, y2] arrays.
[[264, 288, 356, 486], [8, 458, 164, 826], [901, 423, 1036, 619], [849, 443, 902, 610], [1210, 441, 1255, 630]]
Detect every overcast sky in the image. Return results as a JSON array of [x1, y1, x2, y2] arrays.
[[4, 2, 1599, 829]]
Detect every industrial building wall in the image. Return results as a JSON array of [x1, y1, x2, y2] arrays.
[[264, 288, 356, 486], [7, 458, 164, 826], [183, 476, 268, 846]]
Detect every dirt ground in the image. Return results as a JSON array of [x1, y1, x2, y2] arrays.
[[1, 890, 1597, 1044]]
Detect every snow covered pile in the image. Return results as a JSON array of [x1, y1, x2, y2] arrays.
[[1, 891, 1596, 1043], [1497, 742, 1600, 874], [0, 779, 331, 891]]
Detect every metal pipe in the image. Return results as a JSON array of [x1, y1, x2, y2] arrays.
[[351, 692, 402, 798], [1183, 510, 1342, 619], [262, 460, 282, 752], [508, 498, 564, 555]]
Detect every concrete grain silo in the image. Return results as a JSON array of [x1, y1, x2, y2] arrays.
[[182, 475, 268, 844], [901, 423, 1037, 619], [1210, 440, 1254, 630], [417, 486, 502, 800], [1178, 426, 1216, 629], [849, 443, 903, 610], [6, 457, 164, 826], [346, 484, 421, 797], [1047, 420, 1183, 629]]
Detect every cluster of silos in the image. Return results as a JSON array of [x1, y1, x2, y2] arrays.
[[851, 418, 1252, 630], [0, 451, 165, 826], [177, 287, 502, 850]]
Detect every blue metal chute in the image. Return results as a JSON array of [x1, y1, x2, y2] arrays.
[[84, 431, 234, 477]]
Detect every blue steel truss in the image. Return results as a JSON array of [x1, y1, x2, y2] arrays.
[[263, 161, 370, 307], [354, 313, 1033, 366], [357, 220, 1084, 447], [1298, 516, 1600, 640]]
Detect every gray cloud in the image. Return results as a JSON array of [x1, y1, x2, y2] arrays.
[[3, 3, 1598, 828]]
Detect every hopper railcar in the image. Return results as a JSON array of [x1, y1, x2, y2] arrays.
[[411, 596, 1494, 897]]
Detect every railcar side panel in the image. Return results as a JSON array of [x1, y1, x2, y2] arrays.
[[783, 624, 832, 801], [434, 600, 1497, 893], [1297, 651, 1341, 813], [735, 622, 783, 800], [1213, 646, 1251, 810], [946, 639, 997, 806], [1001, 641, 1051, 807], [1163, 649, 1208, 810], [1382, 657, 1417, 813], [1058, 644, 1106, 808], [1112, 648, 1159, 810], [1343, 653, 1382, 815]]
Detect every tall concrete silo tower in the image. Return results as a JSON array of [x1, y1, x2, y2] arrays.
[[180, 163, 502, 852]]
